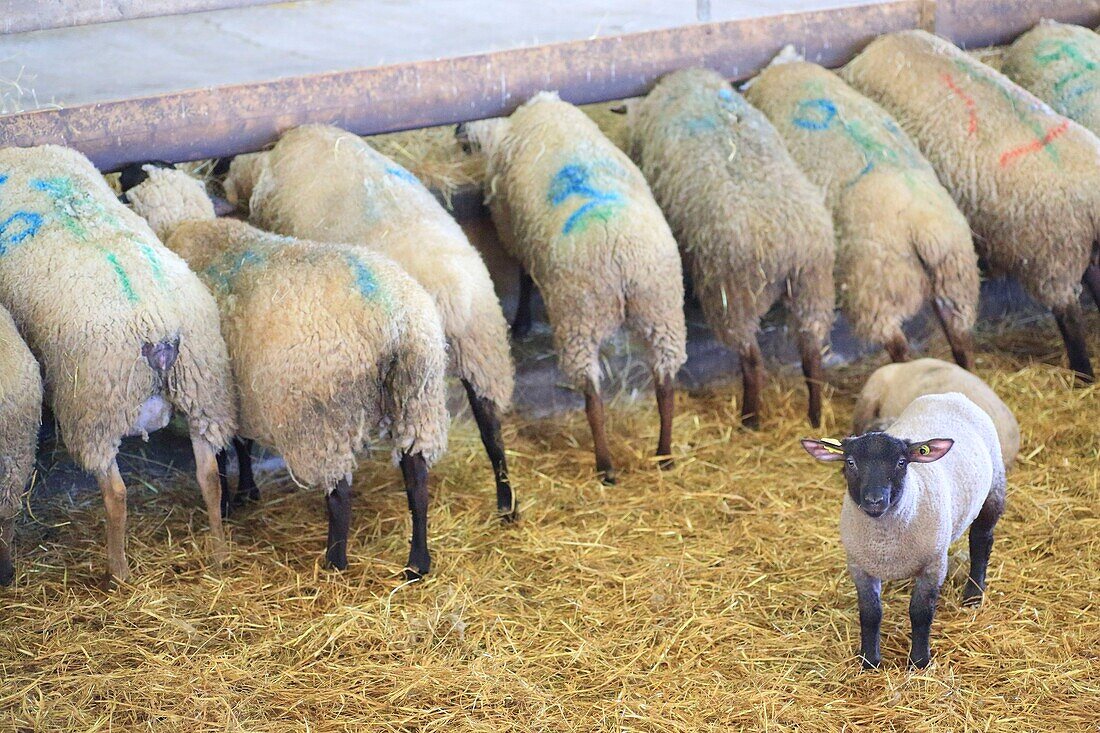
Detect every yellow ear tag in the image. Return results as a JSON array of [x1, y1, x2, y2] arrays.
[[919, 444, 931, 456], [821, 438, 844, 455]]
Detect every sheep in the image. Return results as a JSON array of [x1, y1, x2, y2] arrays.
[[123, 164, 449, 578], [744, 56, 981, 369], [843, 30, 1100, 383], [458, 91, 688, 482], [222, 126, 517, 519], [853, 358, 1020, 469], [802, 392, 1005, 669], [621, 68, 836, 428], [0, 145, 236, 582], [0, 305, 42, 586]]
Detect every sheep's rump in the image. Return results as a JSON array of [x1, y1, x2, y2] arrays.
[[0, 306, 41, 518], [172, 219, 449, 485], [480, 94, 687, 388], [1002, 21, 1100, 137], [229, 125, 515, 411], [0, 146, 235, 471], [628, 68, 835, 350], [745, 60, 978, 344], [843, 30, 1100, 310]]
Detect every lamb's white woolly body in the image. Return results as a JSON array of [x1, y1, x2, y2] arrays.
[[225, 125, 513, 412], [840, 393, 1004, 583], [853, 358, 1020, 468], [465, 92, 688, 390]]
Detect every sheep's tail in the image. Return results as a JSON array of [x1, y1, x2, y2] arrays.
[[911, 214, 980, 369], [386, 314, 450, 468], [787, 240, 836, 429], [143, 337, 180, 375], [1084, 241, 1100, 316], [450, 297, 515, 412]]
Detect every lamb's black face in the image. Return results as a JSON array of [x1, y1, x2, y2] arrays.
[[841, 433, 912, 517], [801, 433, 954, 519]]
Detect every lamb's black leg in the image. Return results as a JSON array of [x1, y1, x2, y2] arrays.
[[964, 484, 1005, 605], [462, 379, 516, 521], [400, 452, 431, 580], [851, 566, 882, 670], [234, 438, 258, 503], [325, 477, 352, 571], [1084, 264, 1100, 316], [1053, 303, 1094, 384], [512, 269, 535, 338], [909, 568, 943, 669], [216, 448, 231, 519]]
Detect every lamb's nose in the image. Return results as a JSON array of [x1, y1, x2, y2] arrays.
[[861, 491, 888, 516]]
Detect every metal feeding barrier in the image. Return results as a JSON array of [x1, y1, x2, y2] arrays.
[[0, 0, 1098, 171]]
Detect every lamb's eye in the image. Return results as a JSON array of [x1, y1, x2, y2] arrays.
[[846, 458, 856, 469], [897, 457, 906, 467]]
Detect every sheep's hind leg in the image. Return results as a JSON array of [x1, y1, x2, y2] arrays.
[[798, 332, 825, 429], [512, 269, 535, 338], [885, 332, 911, 363], [400, 453, 431, 580], [325, 477, 352, 571], [192, 436, 228, 566], [964, 483, 1005, 606], [94, 462, 130, 583], [1052, 302, 1094, 384], [931, 298, 975, 370], [654, 373, 675, 469], [234, 438, 258, 503], [909, 563, 945, 669], [462, 379, 516, 521], [0, 518, 15, 586], [583, 381, 615, 485], [217, 448, 232, 518], [739, 340, 764, 429], [850, 565, 882, 670]]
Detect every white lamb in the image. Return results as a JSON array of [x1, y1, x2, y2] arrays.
[[802, 392, 1005, 669]]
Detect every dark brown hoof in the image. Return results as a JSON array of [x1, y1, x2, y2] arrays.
[[657, 457, 674, 471]]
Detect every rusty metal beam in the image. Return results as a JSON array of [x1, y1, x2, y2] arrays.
[[2, 0, 287, 35], [2, 0, 1099, 172]]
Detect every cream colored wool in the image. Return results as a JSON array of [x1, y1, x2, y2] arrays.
[[842, 30, 1100, 316], [852, 358, 1020, 468], [464, 92, 688, 390], [841, 393, 1004, 583], [1002, 21, 1100, 137], [126, 168, 449, 484], [625, 68, 835, 356], [124, 165, 215, 242], [745, 59, 980, 350], [0, 304, 43, 578], [0, 146, 235, 473], [224, 125, 513, 412]]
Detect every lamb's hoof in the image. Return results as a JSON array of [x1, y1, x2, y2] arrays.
[[962, 584, 985, 607], [741, 414, 761, 430], [499, 507, 520, 524], [657, 456, 674, 471], [405, 549, 430, 581], [0, 563, 14, 587], [909, 653, 931, 670], [860, 656, 881, 671], [599, 470, 617, 486], [326, 550, 348, 572]]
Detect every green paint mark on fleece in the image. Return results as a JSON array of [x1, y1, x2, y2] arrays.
[[345, 254, 385, 302], [205, 249, 266, 292], [103, 250, 137, 303]]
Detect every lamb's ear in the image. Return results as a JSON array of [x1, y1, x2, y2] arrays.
[[608, 103, 629, 115], [908, 438, 954, 463], [801, 438, 846, 462]]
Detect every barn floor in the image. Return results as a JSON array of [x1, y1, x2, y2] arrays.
[[1, 310, 1096, 731]]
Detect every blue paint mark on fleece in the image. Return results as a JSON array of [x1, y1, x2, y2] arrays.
[[0, 173, 43, 254], [385, 165, 419, 185], [345, 254, 380, 299], [718, 87, 734, 101], [547, 162, 624, 235], [206, 249, 266, 292], [792, 98, 837, 130]]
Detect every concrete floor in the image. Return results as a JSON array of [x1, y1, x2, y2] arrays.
[[0, 0, 880, 113]]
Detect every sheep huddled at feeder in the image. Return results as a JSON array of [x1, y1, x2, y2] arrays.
[[1002, 21, 1100, 138], [843, 30, 1100, 383], [123, 164, 450, 578], [853, 358, 1020, 468], [224, 125, 518, 519], [0, 306, 42, 587], [622, 68, 836, 428], [803, 392, 1006, 669], [459, 91, 688, 483], [0, 145, 236, 583], [745, 53, 981, 369]]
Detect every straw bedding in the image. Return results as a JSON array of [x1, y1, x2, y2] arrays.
[[0, 309, 1096, 731]]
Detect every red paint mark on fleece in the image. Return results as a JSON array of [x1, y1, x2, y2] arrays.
[[999, 120, 1071, 167], [942, 73, 979, 136]]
